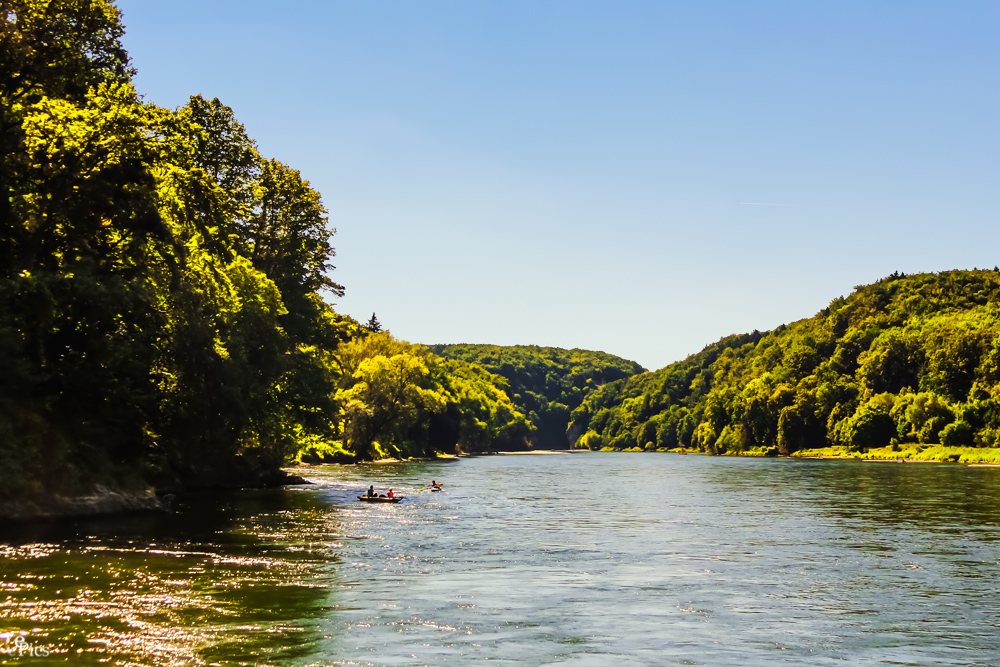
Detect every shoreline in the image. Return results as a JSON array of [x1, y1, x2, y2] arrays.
[[496, 449, 590, 456], [789, 455, 965, 464], [0, 470, 311, 523], [0, 487, 167, 522], [786, 444, 1000, 465], [10, 446, 999, 521], [333, 450, 589, 464], [790, 455, 1000, 466], [550, 445, 1000, 466]]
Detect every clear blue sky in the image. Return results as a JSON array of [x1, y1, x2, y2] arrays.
[[116, 0, 999, 370]]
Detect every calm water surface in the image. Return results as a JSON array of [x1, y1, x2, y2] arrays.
[[1, 453, 999, 666]]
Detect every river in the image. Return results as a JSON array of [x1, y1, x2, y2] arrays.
[[1, 453, 999, 666]]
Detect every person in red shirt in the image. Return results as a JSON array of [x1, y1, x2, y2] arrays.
[[387, 489, 394, 498]]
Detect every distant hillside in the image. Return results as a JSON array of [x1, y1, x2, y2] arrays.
[[570, 270, 1000, 455], [428, 345, 646, 449]]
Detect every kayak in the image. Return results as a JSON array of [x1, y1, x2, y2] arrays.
[[358, 495, 404, 503]]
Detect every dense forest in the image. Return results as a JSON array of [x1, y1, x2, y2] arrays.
[[570, 270, 1000, 460], [429, 345, 644, 448], [0, 0, 554, 507]]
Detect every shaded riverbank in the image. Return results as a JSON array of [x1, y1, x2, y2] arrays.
[[0, 487, 166, 522], [0, 470, 310, 522]]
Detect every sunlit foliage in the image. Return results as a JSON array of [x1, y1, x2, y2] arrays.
[[0, 0, 354, 498], [571, 271, 1000, 456], [333, 334, 533, 459]]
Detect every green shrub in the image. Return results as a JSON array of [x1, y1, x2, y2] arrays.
[[940, 420, 974, 447], [297, 440, 356, 464]]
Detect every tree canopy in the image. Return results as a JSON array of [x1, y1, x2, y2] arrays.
[[0, 2, 366, 500], [429, 344, 645, 448], [0, 1, 551, 502], [570, 270, 1000, 456]]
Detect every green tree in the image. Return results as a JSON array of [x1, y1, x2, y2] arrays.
[[246, 159, 343, 302], [0, 1, 357, 499], [857, 330, 923, 395], [940, 420, 974, 447], [184, 95, 259, 214], [903, 393, 954, 443], [0, 0, 132, 264], [432, 344, 645, 449], [337, 352, 445, 459], [777, 393, 824, 454], [365, 313, 383, 333], [842, 402, 895, 452]]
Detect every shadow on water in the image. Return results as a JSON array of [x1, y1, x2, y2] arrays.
[[0, 487, 340, 666]]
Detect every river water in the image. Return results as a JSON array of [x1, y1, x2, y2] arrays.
[[1, 453, 999, 666]]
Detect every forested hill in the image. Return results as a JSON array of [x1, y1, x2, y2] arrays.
[[429, 345, 646, 448], [570, 270, 1000, 456], [0, 1, 549, 511], [0, 0, 357, 503]]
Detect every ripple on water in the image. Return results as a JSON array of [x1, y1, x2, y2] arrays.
[[1, 455, 1000, 665]]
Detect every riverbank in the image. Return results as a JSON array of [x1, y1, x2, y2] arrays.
[[576, 444, 1000, 465], [300, 449, 590, 469], [789, 444, 1000, 464], [353, 450, 586, 463], [0, 469, 311, 522], [0, 486, 167, 521], [498, 449, 590, 455]]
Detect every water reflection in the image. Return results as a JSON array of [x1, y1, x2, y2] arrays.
[[703, 457, 1000, 530], [0, 488, 338, 666], [2, 456, 999, 666]]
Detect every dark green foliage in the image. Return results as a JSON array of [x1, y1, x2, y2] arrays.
[[365, 313, 383, 333], [576, 271, 1000, 455], [940, 420, 974, 447], [841, 400, 895, 452], [0, 1, 355, 500], [428, 344, 645, 449]]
